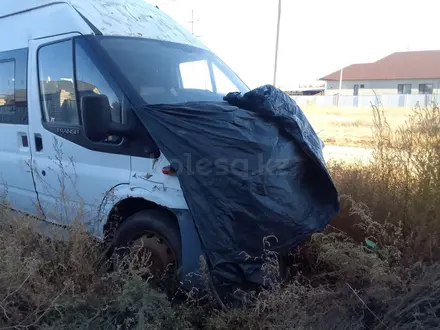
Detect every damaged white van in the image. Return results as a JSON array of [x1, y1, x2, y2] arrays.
[[0, 0, 249, 290]]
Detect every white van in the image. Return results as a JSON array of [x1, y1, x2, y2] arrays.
[[0, 0, 249, 290]]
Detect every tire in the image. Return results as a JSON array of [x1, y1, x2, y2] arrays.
[[109, 209, 182, 294]]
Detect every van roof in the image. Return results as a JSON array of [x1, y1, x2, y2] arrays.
[[0, 1, 67, 18], [1, 0, 207, 50]]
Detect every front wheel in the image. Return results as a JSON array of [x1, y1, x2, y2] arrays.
[[109, 209, 182, 294]]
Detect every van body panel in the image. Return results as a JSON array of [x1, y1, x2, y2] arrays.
[[130, 154, 185, 193], [96, 184, 189, 237], [27, 34, 132, 226], [0, 126, 35, 213], [27, 33, 190, 231], [0, 47, 38, 216], [0, 3, 91, 51], [0, 1, 65, 17]]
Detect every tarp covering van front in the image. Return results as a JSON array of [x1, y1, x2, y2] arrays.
[[136, 85, 339, 299]]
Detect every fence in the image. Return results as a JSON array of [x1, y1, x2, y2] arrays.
[[291, 94, 438, 108]]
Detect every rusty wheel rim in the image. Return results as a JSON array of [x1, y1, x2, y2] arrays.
[[129, 231, 177, 281]]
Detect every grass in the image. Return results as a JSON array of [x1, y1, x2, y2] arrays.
[[303, 105, 412, 148], [0, 102, 440, 329]]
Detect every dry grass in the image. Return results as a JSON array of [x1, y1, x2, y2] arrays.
[[0, 209, 187, 329], [0, 102, 439, 329], [303, 105, 412, 148]]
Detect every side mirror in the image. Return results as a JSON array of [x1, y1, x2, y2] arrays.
[[81, 94, 111, 142], [81, 94, 138, 142]]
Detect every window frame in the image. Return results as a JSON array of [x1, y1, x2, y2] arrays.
[[419, 83, 433, 95], [37, 36, 127, 128], [38, 38, 79, 126], [353, 84, 359, 96], [36, 36, 159, 158], [397, 83, 412, 95]]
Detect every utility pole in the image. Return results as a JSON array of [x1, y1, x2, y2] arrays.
[[338, 67, 343, 96], [189, 9, 200, 37], [273, 0, 282, 87], [337, 66, 343, 106]]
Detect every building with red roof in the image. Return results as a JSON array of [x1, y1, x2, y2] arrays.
[[320, 50, 440, 96]]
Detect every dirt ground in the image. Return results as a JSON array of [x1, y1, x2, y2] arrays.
[[302, 105, 411, 148]]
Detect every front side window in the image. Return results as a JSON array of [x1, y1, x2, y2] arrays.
[[38, 40, 79, 124], [75, 39, 122, 124], [98, 37, 248, 105], [38, 38, 125, 134]]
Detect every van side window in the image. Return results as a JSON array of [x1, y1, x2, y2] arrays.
[[0, 61, 15, 110], [0, 49, 28, 125], [38, 40, 79, 125]]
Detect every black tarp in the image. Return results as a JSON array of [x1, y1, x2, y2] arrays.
[[137, 85, 339, 300]]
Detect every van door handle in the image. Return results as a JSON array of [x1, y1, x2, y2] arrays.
[[34, 134, 43, 152], [19, 132, 28, 148]]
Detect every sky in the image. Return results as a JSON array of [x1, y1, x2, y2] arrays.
[[148, 0, 440, 89]]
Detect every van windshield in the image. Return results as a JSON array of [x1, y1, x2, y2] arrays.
[[98, 37, 249, 105]]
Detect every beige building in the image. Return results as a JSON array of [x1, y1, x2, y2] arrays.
[[320, 50, 440, 96]]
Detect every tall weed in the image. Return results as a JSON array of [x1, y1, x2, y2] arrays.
[[330, 102, 440, 264]]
